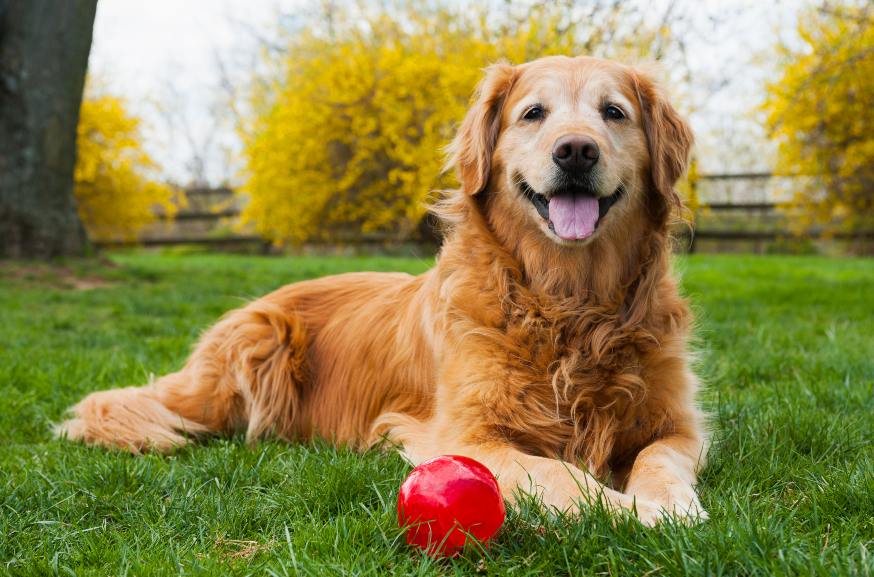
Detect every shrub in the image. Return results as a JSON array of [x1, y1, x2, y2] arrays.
[[74, 91, 181, 242], [763, 3, 874, 237], [240, 2, 676, 245]]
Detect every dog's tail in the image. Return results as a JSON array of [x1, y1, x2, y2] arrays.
[[56, 300, 309, 453]]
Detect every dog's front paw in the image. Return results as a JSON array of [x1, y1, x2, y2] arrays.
[[635, 499, 708, 527], [666, 494, 708, 525], [669, 484, 708, 523], [631, 485, 708, 526], [630, 498, 666, 527]]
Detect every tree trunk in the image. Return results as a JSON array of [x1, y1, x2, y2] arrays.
[[0, 0, 98, 258]]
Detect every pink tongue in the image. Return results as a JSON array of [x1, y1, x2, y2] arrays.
[[548, 194, 599, 240]]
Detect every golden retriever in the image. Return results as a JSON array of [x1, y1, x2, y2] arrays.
[[59, 56, 707, 525]]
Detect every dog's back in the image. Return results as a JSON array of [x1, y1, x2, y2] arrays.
[[57, 270, 436, 451]]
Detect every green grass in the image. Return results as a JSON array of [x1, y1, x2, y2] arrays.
[[1, 251, 872, 576]]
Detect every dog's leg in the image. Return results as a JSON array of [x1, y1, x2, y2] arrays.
[[623, 431, 708, 525], [388, 419, 662, 524], [57, 300, 309, 452]]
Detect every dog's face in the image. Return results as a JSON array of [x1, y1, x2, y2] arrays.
[[499, 59, 648, 244], [449, 56, 693, 247]]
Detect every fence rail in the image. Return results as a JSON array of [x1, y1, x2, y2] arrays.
[[98, 175, 870, 251], [696, 172, 773, 180], [703, 202, 776, 211], [681, 229, 874, 241]]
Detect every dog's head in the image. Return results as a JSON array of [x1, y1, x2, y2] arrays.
[[447, 56, 692, 246]]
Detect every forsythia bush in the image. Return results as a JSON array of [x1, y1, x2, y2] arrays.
[[75, 92, 179, 241], [241, 4, 668, 244], [763, 3, 874, 235]]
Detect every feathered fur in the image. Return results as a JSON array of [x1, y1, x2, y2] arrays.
[[59, 56, 707, 525]]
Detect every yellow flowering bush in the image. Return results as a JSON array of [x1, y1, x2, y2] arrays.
[[75, 92, 179, 242], [763, 4, 874, 236], [241, 4, 667, 245]]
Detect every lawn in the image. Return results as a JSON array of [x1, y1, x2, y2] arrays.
[[0, 251, 871, 576]]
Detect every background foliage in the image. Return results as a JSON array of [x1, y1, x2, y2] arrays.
[[74, 88, 181, 242], [763, 2, 873, 237], [240, 2, 681, 245]]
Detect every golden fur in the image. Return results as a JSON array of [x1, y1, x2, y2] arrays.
[[59, 56, 707, 525]]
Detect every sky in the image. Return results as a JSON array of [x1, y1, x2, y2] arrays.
[[89, 0, 808, 186]]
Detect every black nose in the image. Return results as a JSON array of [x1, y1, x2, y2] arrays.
[[552, 134, 600, 173]]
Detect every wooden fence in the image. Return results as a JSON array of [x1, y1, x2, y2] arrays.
[[682, 172, 872, 252], [100, 175, 869, 253]]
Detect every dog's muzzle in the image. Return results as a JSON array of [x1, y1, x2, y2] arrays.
[[520, 180, 624, 240]]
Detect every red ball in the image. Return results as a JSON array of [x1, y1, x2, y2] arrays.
[[397, 455, 505, 557]]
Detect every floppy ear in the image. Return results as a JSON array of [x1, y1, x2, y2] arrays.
[[633, 70, 694, 213], [446, 63, 517, 195]]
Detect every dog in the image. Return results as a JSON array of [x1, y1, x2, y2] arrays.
[[59, 56, 707, 526]]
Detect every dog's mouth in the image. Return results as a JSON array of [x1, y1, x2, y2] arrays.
[[520, 180, 624, 241]]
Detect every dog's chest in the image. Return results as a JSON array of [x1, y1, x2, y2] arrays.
[[505, 301, 646, 382], [482, 302, 657, 470]]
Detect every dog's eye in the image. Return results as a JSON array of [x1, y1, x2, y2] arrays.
[[604, 104, 626, 121], [522, 105, 545, 121]]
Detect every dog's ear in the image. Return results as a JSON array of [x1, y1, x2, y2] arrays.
[[632, 69, 694, 213], [447, 62, 517, 195]]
